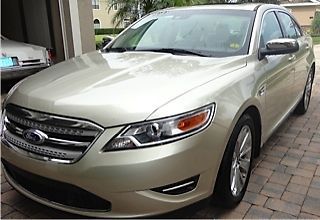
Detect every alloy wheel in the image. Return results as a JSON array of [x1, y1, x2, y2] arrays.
[[304, 73, 313, 109], [230, 125, 252, 196]]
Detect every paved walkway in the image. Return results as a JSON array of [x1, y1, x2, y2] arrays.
[[1, 46, 320, 219]]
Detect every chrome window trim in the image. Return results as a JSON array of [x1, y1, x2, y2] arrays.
[[249, 6, 289, 54], [256, 8, 298, 52], [257, 9, 282, 51], [276, 11, 303, 39]]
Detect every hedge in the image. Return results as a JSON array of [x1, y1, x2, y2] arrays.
[[95, 28, 124, 35]]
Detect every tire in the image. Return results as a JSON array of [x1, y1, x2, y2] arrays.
[[295, 67, 314, 115], [213, 114, 255, 208]]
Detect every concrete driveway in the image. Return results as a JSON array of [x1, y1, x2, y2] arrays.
[[1, 46, 320, 219]]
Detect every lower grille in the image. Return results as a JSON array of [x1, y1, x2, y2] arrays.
[[2, 160, 111, 212]]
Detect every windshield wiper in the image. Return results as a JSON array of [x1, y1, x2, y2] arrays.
[[135, 48, 210, 57], [105, 47, 134, 52], [105, 47, 210, 57]]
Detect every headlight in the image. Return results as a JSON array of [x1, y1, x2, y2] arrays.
[[104, 103, 215, 151]]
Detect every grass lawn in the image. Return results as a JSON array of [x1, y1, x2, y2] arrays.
[[95, 35, 108, 44], [312, 36, 320, 45]]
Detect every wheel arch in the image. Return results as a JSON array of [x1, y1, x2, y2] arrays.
[[212, 102, 262, 203], [311, 62, 315, 79], [223, 101, 263, 160], [242, 106, 262, 158]]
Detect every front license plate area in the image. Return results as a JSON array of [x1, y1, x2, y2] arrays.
[[0, 57, 14, 68]]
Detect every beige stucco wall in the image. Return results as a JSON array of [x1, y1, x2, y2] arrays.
[[78, 0, 96, 52], [92, 0, 120, 28], [284, 5, 320, 28]]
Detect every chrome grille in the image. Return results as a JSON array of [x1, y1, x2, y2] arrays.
[[1, 104, 103, 163]]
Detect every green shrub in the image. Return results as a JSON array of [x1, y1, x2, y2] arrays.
[[94, 28, 124, 35], [311, 11, 320, 35], [312, 36, 320, 45]]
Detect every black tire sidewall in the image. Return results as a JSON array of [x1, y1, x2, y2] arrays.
[[214, 114, 255, 207], [303, 72, 313, 111], [295, 67, 315, 115]]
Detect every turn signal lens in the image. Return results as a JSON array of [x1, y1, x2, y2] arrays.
[[178, 112, 208, 132]]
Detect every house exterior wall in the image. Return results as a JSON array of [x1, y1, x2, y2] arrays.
[[283, 4, 320, 29], [92, 0, 120, 28]]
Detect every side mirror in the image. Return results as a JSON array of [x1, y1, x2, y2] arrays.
[[259, 38, 299, 60]]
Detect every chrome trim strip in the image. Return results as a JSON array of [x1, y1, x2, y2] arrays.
[[0, 63, 50, 73], [162, 181, 195, 192], [2, 137, 73, 164], [6, 112, 100, 136], [4, 130, 82, 160], [47, 137, 90, 147], [2, 104, 104, 164], [5, 116, 91, 147]]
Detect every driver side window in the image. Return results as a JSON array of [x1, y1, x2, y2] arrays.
[[278, 12, 298, 39], [260, 12, 283, 48]]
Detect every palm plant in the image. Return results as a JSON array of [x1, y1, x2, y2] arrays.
[[108, 0, 206, 27], [108, 0, 279, 27]]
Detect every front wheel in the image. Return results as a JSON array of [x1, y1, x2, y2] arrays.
[[295, 67, 314, 115], [213, 114, 255, 207]]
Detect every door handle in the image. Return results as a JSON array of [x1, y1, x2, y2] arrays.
[[288, 55, 296, 61], [306, 45, 310, 50]]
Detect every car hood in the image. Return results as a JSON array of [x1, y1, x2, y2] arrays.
[[1, 39, 46, 61], [8, 51, 247, 127]]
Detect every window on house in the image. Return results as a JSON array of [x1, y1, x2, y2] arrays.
[[92, 0, 99, 9], [112, 1, 118, 10], [94, 19, 101, 29]]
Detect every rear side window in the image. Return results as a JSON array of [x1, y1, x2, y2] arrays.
[[260, 12, 283, 47], [277, 12, 298, 39]]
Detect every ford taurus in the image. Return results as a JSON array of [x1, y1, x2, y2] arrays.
[[0, 4, 315, 218]]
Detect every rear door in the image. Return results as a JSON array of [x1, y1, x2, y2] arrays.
[[276, 11, 310, 105]]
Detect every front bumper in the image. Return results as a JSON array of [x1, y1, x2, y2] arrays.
[[1, 123, 228, 218], [1, 63, 50, 80]]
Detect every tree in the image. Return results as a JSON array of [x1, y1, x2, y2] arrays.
[[108, 0, 279, 27], [311, 11, 320, 35], [108, 0, 206, 27]]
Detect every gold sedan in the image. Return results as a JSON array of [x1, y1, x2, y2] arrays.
[[1, 3, 315, 218]]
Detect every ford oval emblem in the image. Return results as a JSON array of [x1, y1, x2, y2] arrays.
[[23, 129, 48, 145]]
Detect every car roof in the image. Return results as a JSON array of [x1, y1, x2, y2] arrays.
[[163, 3, 286, 12]]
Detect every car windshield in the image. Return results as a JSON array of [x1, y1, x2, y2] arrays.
[[107, 9, 255, 57]]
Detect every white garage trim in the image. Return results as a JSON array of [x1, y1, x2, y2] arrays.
[[58, 0, 70, 59], [69, 0, 82, 56]]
